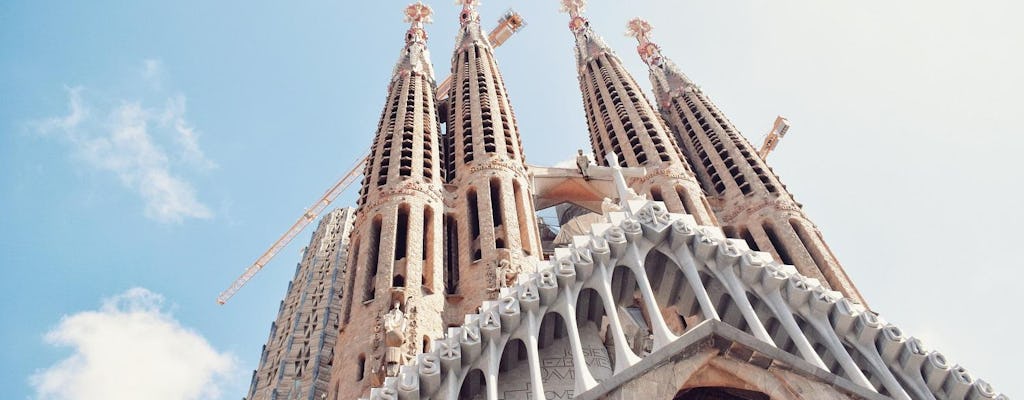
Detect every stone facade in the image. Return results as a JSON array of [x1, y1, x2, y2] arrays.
[[441, 0, 542, 325], [561, 2, 718, 228], [626, 19, 865, 305], [329, 5, 447, 395], [246, 2, 1010, 400], [247, 208, 355, 400]]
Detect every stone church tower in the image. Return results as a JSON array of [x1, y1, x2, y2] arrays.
[[331, 3, 446, 392], [560, 1, 717, 227], [441, 0, 542, 323], [243, 2, 1008, 400], [626, 19, 865, 305]]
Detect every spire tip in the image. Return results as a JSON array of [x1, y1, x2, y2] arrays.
[[404, 2, 433, 25]]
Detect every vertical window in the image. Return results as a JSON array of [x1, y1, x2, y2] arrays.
[[422, 206, 435, 291], [763, 222, 793, 265], [489, 178, 503, 227], [343, 238, 360, 324], [356, 354, 366, 381], [444, 214, 460, 295], [513, 180, 532, 255], [363, 216, 382, 301], [467, 188, 481, 239], [395, 205, 409, 261]]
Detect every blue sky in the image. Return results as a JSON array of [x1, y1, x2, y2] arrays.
[[2, 0, 1022, 398]]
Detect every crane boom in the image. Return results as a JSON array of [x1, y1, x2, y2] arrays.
[[758, 116, 791, 160], [436, 10, 525, 101], [217, 151, 368, 305]]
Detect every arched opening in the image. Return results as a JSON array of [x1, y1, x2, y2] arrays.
[[458, 369, 487, 399], [498, 338, 528, 372], [512, 180, 532, 255], [356, 354, 366, 381], [673, 387, 769, 400], [762, 221, 793, 266], [539, 312, 569, 349], [650, 186, 664, 202], [489, 178, 503, 227], [422, 206, 435, 292], [444, 213, 460, 295], [611, 266, 651, 357], [343, 237, 360, 324], [395, 205, 410, 261], [422, 336, 431, 353], [467, 188, 481, 240], [575, 288, 614, 381], [675, 185, 698, 216], [643, 250, 688, 335], [363, 216, 383, 302]]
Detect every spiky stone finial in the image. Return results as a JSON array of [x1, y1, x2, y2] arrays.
[[559, 0, 588, 32], [404, 2, 433, 25], [626, 18, 662, 66], [456, 0, 480, 25], [403, 2, 433, 45]]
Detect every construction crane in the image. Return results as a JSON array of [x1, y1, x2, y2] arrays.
[[758, 116, 791, 160], [217, 151, 368, 305], [217, 10, 526, 305]]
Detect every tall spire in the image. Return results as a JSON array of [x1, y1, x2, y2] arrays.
[[559, 0, 619, 66], [333, 3, 447, 394], [442, 0, 542, 324], [627, 18, 866, 305], [390, 2, 435, 81], [625, 18, 696, 109], [559, 1, 718, 226]]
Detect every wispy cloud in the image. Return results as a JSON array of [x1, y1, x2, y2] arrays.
[[34, 60, 215, 223], [30, 288, 237, 400]]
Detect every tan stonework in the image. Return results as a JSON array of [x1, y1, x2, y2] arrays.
[[635, 26, 867, 305], [236, 3, 978, 400], [327, 11, 447, 397], [441, 2, 541, 325], [247, 209, 355, 400], [565, 12, 717, 228]]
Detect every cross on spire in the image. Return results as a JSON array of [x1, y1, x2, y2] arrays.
[[626, 17, 662, 66]]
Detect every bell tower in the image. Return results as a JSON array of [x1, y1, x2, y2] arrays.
[[329, 3, 446, 395], [559, 0, 718, 227], [442, 0, 542, 321], [627, 18, 865, 304]]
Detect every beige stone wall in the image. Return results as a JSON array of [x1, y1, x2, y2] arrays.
[[654, 79, 866, 305], [442, 14, 541, 323], [327, 26, 447, 398], [247, 208, 355, 400], [571, 35, 716, 227]]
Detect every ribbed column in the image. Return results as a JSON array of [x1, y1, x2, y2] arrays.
[[329, 4, 446, 399], [559, 0, 717, 226], [627, 18, 865, 305], [442, 0, 542, 324]]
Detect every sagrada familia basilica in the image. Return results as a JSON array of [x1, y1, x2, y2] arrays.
[[240, 1, 1007, 399]]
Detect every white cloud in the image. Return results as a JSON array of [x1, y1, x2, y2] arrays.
[[30, 288, 237, 400], [34, 60, 215, 223]]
